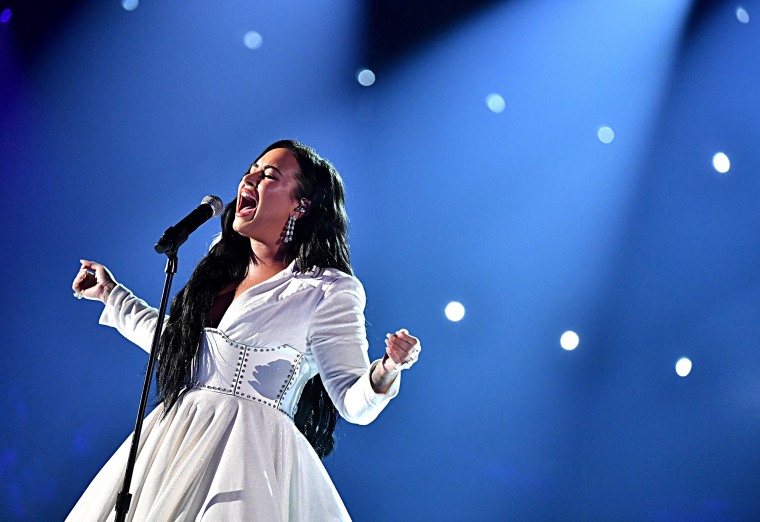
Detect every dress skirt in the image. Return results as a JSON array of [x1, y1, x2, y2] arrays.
[[66, 388, 351, 521]]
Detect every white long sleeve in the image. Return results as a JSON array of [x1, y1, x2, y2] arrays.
[[306, 275, 400, 425], [99, 284, 160, 353]]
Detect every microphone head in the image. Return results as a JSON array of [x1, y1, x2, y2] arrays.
[[201, 195, 224, 217]]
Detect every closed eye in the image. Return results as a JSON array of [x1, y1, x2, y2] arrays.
[[262, 165, 280, 178], [241, 170, 277, 183]]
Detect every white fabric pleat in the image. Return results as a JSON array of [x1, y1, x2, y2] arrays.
[[66, 389, 350, 521]]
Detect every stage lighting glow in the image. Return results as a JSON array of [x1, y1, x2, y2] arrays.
[[121, 0, 139, 11], [597, 126, 615, 144], [357, 69, 376, 87], [712, 152, 730, 173], [560, 331, 579, 351], [486, 93, 505, 113], [675, 357, 692, 377], [244, 31, 263, 50], [444, 301, 465, 322], [0, 8, 11, 23], [736, 7, 750, 24]]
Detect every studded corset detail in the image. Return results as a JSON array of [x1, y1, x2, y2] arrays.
[[194, 328, 306, 420]]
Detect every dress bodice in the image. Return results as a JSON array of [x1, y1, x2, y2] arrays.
[[194, 328, 316, 419]]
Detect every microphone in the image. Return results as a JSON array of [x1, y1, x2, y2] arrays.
[[154, 195, 224, 254]]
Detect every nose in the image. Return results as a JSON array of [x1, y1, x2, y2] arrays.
[[243, 173, 261, 187]]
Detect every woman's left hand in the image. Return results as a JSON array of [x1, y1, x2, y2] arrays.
[[370, 329, 421, 393], [382, 328, 421, 372]]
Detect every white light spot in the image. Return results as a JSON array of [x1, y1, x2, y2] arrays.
[[445, 301, 465, 322], [736, 7, 750, 24], [121, 0, 139, 11], [357, 69, 376, 87], [675, 357, 692, 377], [560, 331, 579, 351], [486, 93, 505, 113], [597, 126, 615, 144], [712, 152, 730, 173], [244, 31, 263, 50]]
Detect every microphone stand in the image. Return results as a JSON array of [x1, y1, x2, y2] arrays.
[[113, 250, 178, 522]]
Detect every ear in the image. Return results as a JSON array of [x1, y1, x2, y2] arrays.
[[295, 198, 311, 218]]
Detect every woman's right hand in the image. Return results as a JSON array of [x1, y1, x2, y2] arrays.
[[73, 259, 117, 304]]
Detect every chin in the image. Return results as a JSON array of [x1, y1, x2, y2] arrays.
[[232, 218, 250, 236], [234, 220, 264, 241]]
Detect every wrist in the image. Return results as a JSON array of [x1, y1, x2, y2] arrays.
[[101, 282, 116, 304], [381, 354, 401, 375], [371, 358, 399, 394]]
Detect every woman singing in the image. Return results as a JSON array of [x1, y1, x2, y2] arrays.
[[68, 140, 421, 521]]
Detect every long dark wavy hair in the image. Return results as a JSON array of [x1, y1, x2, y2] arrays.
[[155, 140, 351, 458]]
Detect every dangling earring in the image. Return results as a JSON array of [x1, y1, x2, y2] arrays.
[[284, 199, 308, 244], [284, 214, 296, 243]]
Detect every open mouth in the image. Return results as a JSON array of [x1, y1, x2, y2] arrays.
[[237, 189, 258, 216]]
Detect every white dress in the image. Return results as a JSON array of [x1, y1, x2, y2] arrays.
[[66, 262, 400, 521]]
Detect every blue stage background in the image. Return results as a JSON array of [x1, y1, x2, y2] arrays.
[[1, 0, 759, 519]]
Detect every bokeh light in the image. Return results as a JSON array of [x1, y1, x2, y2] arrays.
[[675, 357, 692, 377], [736, 7, 750, 24], [121, 0, 139, 12], [712, 152, 730, 173], [357, 69, 376, 87], [598, 126, 615, 144], [444, 301, 465, 322], [560, 331, 580, 350], [485, 93, 505, 113], [244, 31, 263, 50]]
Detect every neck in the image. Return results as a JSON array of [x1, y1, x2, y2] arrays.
[[248, 238, 288, 275]]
